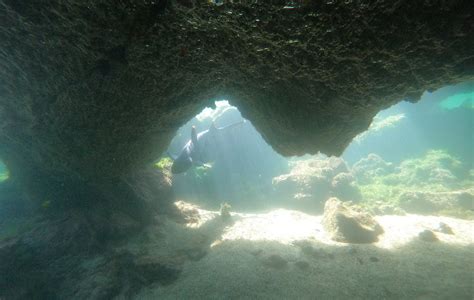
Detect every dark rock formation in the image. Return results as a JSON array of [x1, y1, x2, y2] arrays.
[[0, 0, 473, 219], [0, 216, 184, 299], [322, 197, 383, 243]]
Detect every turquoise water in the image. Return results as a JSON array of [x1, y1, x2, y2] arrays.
[[439, 92, 474, 110]]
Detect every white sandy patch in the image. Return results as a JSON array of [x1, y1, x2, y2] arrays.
[[217, 210, 474, 249], [220, 209, 326, 245], [138, 206, 474, 300], [375, 214, 474, 249]]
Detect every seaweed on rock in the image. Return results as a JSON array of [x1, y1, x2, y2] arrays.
[[355, 150, 474, 218]]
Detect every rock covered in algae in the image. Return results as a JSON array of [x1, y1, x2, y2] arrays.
[[322, 197, 384, 243], [272, 157, 361, 212], [398, 189, 474, 214]]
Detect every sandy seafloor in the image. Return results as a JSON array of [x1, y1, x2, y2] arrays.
[[137, 204, 474, 300]]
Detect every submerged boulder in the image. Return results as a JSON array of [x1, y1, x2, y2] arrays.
[[272, 157, 361, 212], [322, 197, 383, 243], [331, 172, 361, 202], [434, 222, 454, 235], [352, 154, 394, 184], [418, 230, 439, 242], [398, 189, 474, 215]]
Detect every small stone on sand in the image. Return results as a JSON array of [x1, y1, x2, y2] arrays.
[[418, 230, 438, 242]]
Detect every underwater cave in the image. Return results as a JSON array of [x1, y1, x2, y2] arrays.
[[0, 0, 473, 298]]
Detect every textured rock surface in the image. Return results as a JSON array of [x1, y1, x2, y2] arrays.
[[0, 0, 473, 212], [0, 204, 218, 299], [352, 154, 394, 184], [322, 197, 383, 243], [399, 189, 474, 214], [272, 157, 360, 211]]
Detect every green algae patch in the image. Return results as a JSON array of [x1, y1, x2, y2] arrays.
[[155, 157, 173, 177], [155, 157, 173, 171], [355, 150, 473, 218]]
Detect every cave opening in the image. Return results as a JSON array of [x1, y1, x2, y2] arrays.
[[162, 100, 288, 212], [159, 82, 473, 218]]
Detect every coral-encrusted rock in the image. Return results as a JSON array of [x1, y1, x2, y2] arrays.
[[272, 157, 360, 212], [398, 189, 474, 214], [331, 172, 361, 202], [322, 198, 383, 243], [352, 154, 394, 184]]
